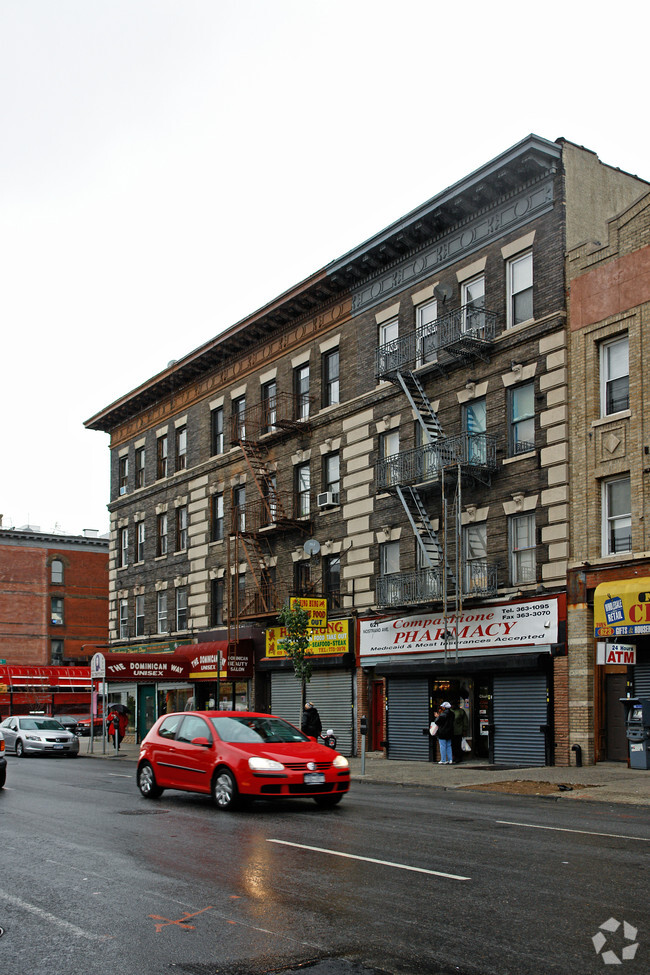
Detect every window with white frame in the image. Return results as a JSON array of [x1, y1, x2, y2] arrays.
[[509, 513, 536, 585], [232, 395, 246, 441], [51, 639, 64, 664], [463, 523, 488, 594], [51, 596, 64, 626], [176, 425, 187, 471], [463, 397, 487, 465], [233, 485, 246, 532], [135, 594, 145, 636], [507, 251, 533, 327], [136, 521, 145, 562], [119, 598, 129, 639], [603, 476, 632, 555], [379, 429, 400, 487], [211, 407, 224, 455], [119, 527, 129, 567], [211, 492, 224, 541], [176, 587, 188, 631], [157, 434, 168, 479], [157, 592, 168, 634], [379, 317, 399, 347], [135, 446, 146, 488], [380, 540, 400, 576], [295, 462, 310, 517], [261, 380, 277, 434], [294, 364, 310, 420], [176, 505, 188, 552], [118, 455, 129, 495], [416, 298, 438, 365], [462, 276, 485, 334], [322, 349, 340, 407], [509, 382, 535, 455], [323, 452, 340, 500], [600, 335, 629, 416], [51, 559, 64, 584], [156, 513, 168, 556]]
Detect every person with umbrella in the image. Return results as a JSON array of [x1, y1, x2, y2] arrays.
[[107, 704, 129, 750]]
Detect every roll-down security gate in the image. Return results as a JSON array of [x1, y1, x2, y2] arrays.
[[492, 673, 548, 766]]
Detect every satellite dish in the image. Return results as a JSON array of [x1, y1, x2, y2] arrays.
[[303, 538, 320, 556], [433, 283, 453, 304]]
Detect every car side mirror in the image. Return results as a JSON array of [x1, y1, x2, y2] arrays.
[[191, 736, 212, 748]]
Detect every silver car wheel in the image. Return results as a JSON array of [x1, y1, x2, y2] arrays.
[[15, 740, 25, 758], [212, 769, 237, 809], [137, 762, 163, 799]]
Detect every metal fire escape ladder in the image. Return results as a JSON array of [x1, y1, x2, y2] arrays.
[[239, 440, 282, 525], [395, 371, 445, 443], [395, 485, 444, 569]]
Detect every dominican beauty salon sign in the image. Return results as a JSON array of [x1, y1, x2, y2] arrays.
[[359, 597, 559, 662]]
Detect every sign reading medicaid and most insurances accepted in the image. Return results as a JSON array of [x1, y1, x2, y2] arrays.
[[289, 596, 328, 628], [594, 579, 650, 638], [266, 618, 350, 658], [359, 597, 559, 662]]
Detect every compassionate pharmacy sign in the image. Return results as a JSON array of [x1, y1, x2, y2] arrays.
[[359, 598, 558, 661]]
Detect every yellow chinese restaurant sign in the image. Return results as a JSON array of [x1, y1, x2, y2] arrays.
[[594, 579, 650, 638], [266, 619, 350, 658], [289, 596, 328, 628]]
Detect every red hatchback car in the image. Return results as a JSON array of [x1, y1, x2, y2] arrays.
[[137, 710, 350, 810]]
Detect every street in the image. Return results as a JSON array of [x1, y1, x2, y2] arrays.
[[1, 756, 648, 975]]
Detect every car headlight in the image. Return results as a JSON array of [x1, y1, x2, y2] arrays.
[[25, 735, 42, 742], [333, 755, 349, 769], [248, 757, 285, 772]]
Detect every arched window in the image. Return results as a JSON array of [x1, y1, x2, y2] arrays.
[[51, 560, 64, 584]]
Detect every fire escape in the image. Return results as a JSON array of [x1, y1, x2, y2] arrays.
[[375, 302, 499, 611], [227, 392, 312, 651]]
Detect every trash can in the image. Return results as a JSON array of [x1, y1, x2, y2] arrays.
[[620, 698, 650, 769]]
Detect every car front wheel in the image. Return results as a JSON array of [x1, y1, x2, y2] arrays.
[[137, 762, 163, 799], [314, 793, 344, 807], [15, 740, 25, 758], [212, 768, 239, 810]]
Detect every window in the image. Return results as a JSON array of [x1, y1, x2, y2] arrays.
[[119, 527, 129, 567], [211, 578, 224, 626], [176, 506, 188, 552], [135, 447, 146, 488], [323, 554, 341, 609], [233, 485, 246, 532], [600, 336, 629, 415], [463, 397, 487, 464], [119, 598, 128, 639], [294, 560, 311, 596], [509, 382, 535, 455], [51, 597, 64, 626], [233, 571, 246, 611], [507, 251, 533, 327], [118, 455, 129, 495], [135, 595, 145, 636], [294, 364, 310, 420], [176, 426, 187, 471], [232, 395, 246, 441], [463, 523, 488, 594], [211, 493, 224, 542], [51, 559, 64, 584], [323, 452, 340, 499], [176, 587, 188, 631], [263, 474, 278, 525], [322, 349, 340, 407], [156, 513, 168, 557], [157, 434, 168, 479], [379, 317, 399, 347], [380, 540, 400, 576], [379, 429, 400, 486], [416, 299, 438, 365], [603, 476, 632, 555], [211, 407, 224, 455], [136, 521, 145, 562], [295, 462, 310, 517], [261, 380, 277, 434], [51, 639, 64, 664], [509, 514, 536, 585], [157, 592, 168, 634], [462, 276, 485, 334]]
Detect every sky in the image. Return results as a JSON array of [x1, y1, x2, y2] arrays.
[[1, 0, 648, 537]]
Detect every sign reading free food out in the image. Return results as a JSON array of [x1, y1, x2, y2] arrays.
[[359, 597, 559, 661]]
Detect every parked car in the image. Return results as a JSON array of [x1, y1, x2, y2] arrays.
[[76, 715, 103, 737], [137, 710, 350, 810], [54, 714, 81, 735], [0, 730, 6, 787], [0, 716, 80, 757]]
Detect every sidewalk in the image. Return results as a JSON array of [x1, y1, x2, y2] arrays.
[[81, 738, 650, 806]]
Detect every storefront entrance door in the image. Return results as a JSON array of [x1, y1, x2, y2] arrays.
[[605, 674, 628, 762], [138, 685, 156, 739]]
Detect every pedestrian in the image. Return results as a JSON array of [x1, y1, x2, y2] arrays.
[[107, 709, 128, 750], [301, 701, 322, 739], [451, 701, 470, 763], [435, 702, 454, 764]]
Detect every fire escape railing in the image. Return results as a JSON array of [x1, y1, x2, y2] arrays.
[[377, 433, 498, 490]]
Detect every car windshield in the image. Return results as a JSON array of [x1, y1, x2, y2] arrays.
[[20, 718, 65, 731], [208, 715, 308, 744]]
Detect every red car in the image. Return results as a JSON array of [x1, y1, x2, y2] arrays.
[[137, 710, 350, 810]]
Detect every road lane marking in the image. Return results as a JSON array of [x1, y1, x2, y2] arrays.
[[268, 839, 470, 880], [0, 889, 105, 940], [148, 906, 214, 932], [497, 820, 650, 842]]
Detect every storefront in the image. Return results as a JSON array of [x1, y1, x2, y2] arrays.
[[359, 595, 565, 767], [102, 640, 254, 740], [260, 619, 355, 756], [0, 665, 91, 719]]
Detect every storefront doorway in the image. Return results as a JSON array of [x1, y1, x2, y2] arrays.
[[138, 685, 156, 737]]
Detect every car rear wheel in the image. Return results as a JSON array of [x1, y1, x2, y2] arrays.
[[212, 768, 239, 810], [66, 752, 78, 758], [137, 762, 163, 799], [314, 794, 344, 806], [0, 767, 6, 788], [15, 740, 25, 758]]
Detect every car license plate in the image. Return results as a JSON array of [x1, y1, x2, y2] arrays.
[[53, 744, 64, 749], [304, 772, 325, 785]]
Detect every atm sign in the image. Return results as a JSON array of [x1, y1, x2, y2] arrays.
[[596, 642, 637, 665]]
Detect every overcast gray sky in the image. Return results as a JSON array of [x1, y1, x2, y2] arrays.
[[1, 0, 648, 536]]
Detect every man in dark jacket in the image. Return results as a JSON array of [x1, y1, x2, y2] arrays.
[[301, 702, 322, 739], [435, 702, 454, 764]]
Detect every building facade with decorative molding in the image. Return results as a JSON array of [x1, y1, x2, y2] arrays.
[[567, 189, 650, 765], [86, 134, 648, 764]]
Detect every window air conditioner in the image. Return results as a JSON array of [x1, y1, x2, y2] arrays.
[[317, 491, 339, 508]]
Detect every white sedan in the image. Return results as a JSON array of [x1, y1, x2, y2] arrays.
[[0, 715, 80, 758]]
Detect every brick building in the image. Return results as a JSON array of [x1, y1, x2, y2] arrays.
[[86, 135, 648, 764], [0, 525, 109, 717], [567, 189, 650, 764]]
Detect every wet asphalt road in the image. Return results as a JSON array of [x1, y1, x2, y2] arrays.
[[1, 756, 649, 975]]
